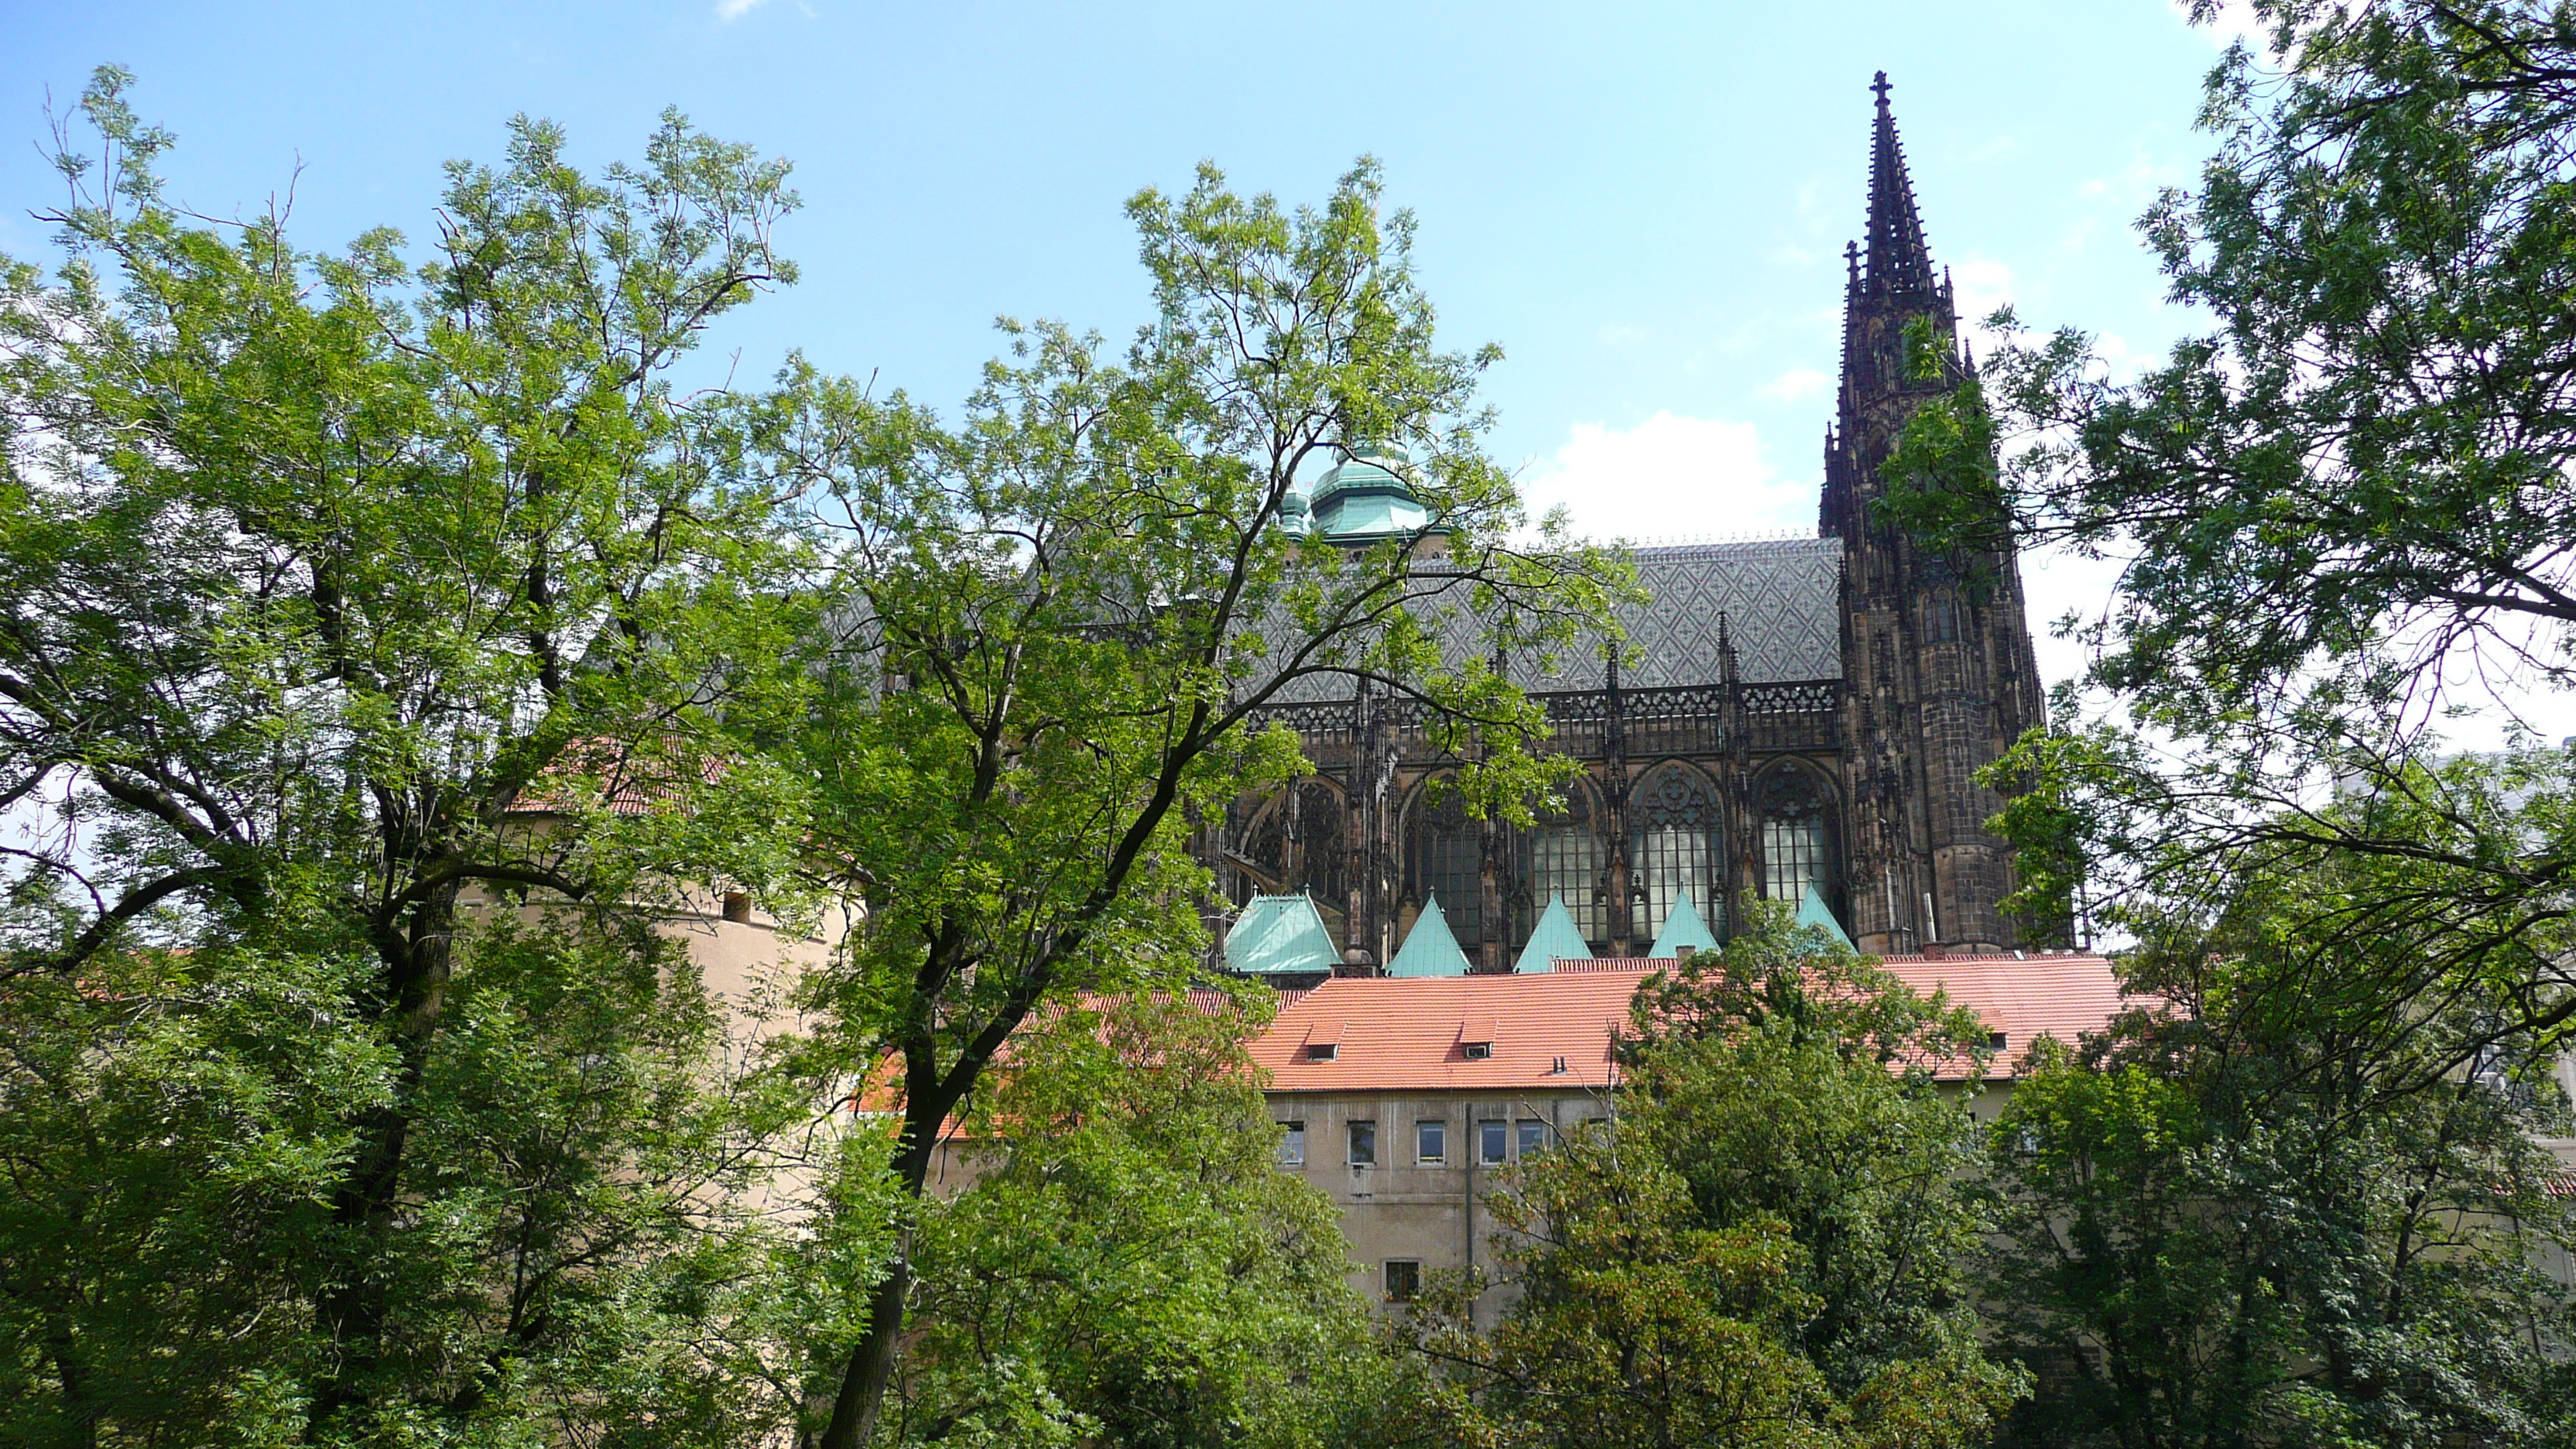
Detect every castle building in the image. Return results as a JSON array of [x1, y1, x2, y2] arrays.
[[1215, 74, 2051, 971]]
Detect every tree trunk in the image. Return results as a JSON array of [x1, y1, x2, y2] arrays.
[[818, 1099, 941, 1449], [308, 872, 461, 1425]]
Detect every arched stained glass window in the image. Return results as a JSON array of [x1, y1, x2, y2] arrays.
[[1517, 780, 1604, 949], [1629, 765, 1723, 942], [1233, 799, 1290, 907], [1757, 765, 1835, 909], [1290, 780, 1345, 907], [1408, 779, 1483, 947]]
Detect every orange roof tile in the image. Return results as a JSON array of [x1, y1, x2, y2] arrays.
[[1250, 969, 1649, 1092], [1249, 952, 2150, 1092], [1871, 951, 2153, 1078]]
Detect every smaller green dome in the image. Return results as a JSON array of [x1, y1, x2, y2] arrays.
[[1309, 445, 1437, 543]]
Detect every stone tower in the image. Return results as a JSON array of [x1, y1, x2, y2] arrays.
[[1821, 74, 2049, 954]]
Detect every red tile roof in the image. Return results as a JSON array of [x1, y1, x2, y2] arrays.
[[1872, 951, 2150, 1077], [1251, 951, 2148, 1092], [1251, 968, 1649, 1092]]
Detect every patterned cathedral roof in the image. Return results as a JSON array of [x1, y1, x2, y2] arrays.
[[1256, 536, 1845, 704], [1570, 537, 1845, 688]]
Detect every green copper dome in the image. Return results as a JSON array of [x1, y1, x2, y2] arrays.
[[1308, 445, 1437, 543]]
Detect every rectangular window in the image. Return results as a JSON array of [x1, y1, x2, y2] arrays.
[[1521, 824, 1605, 945], [1517, 1119, 1548, 1157], [1634, 824, 1718, 941], [1348, 1120, 1376, 1166], [1416, 1119, 1446, 1164], [1478, 1120, 1508, 1166], [1762, 814, 1827, 904], [1384, 1259, 1421, 1303], [1421, 826, 1483, 947], [1279, 1120, 1305, 1167]]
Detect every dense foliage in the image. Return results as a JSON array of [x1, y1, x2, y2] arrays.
[[1402, 911, 2028, 1449], [0, 70, 830, 1447], [885, 990, 1389, 1449], [1871, 2, 2576, 1442]]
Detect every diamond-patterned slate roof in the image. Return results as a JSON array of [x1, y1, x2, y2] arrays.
[[1252, 537, 1844, 704]]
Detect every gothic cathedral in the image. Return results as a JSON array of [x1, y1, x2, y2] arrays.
[[1214, 76, 2050, 971]]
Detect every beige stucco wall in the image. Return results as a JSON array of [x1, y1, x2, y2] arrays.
[[1264, 1084, 1618, 1325]]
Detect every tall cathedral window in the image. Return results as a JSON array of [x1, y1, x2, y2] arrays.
[[1629, 764, 1723, 942], [1291, 780, 1345, 908], [1756, 765, 1834, 909], [1235, 781, 1345, 910], [1408, 779, 1482, 947], [1517, 781, 1604, 948]]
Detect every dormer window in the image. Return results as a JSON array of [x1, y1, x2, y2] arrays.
[[1458, 1016, 1497, 1062], [1303, 1023, 1343, 1062]]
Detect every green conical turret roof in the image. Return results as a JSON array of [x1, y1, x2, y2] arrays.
[[1389, 894, 1472, 977], [1795, 884, 1855, 951], [1513, 894, 1593, 973], [1225, 893, 1341, 976], [1649, 889, 1720, 957]]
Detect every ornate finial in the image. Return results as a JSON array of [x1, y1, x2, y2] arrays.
[[1845, 239, 1861, 286], [1862, 71, 1935, 295]]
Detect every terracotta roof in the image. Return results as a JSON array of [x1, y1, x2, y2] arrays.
[[1251, 951, 2148, 1092], [1251, 968, 1649, 1092], [505, 738, 729, 817], [1870, 951, 2150, 1079]]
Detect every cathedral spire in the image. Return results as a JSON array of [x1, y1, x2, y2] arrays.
[[1862, 71, 1936, 296]]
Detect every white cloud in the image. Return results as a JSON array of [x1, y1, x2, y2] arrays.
[[714, 0, 768, 19], [1946, 253, 2019, 358], [1595, 323, 1646, 348], [1520, 412, 1816, 543], [1757, 367, 1830, 403]]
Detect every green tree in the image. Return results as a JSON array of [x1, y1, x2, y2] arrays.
[[762, 160, 1622, 1447], [883, 988, 1389, 1449], [1402, 909, 2026, 1449], [1984, 999, 2574, 1444], [0, 71, 833, 1444], [1875, 0, 2576, 1088]]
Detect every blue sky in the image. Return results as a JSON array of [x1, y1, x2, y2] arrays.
[[2, 1, 2252, 695]]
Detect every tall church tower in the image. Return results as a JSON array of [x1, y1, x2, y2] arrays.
[[1823, 74, 2049, 954]]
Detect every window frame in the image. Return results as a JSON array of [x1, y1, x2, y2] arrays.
[[1516, 1118, 1548, 1158], [1416, 1118, 1447, 1165], [1478, 1119, 1508, 1166], [1347, 1119, 1377, 1166], [1384, 1259, 1422, 1303], [1279, 1119, 1306, 1167], [1629, 764, 1724, 942]]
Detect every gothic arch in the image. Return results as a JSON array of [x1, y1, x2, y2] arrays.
[[1628, 760, 1725, 943], [1232, 796, 1292, 907], [1752, 758, 1841, 917], [1234, 777, 1348, 911], [1516, 775, 1606, 950]]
